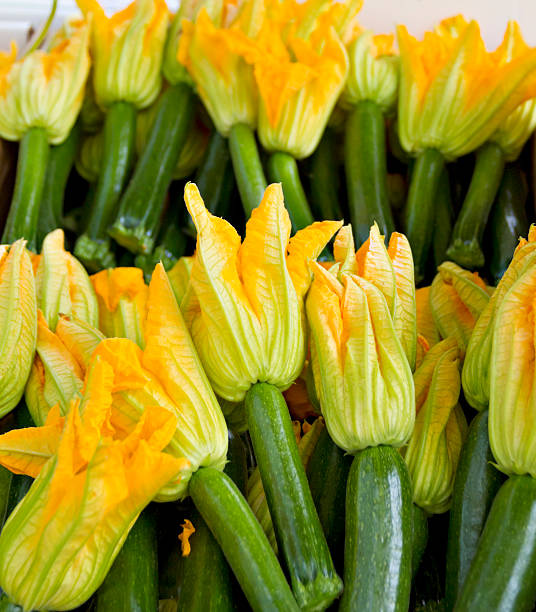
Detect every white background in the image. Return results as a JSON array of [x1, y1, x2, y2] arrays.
[[0, 0, 536, 49]]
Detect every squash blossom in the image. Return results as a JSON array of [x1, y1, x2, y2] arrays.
[[0, 19, 90, 144], [415, 286, 439, 368], [0, 239, 37, 418], [183, 181, 342, 401], [429, 262, 490, 356], [167, 255, 193, 305], [91, 267, 148, 348], [89, 263, 228, 501], [397, 15, 536, 160], [332, 223, 417, 370], [34, 229, 98, 331], [306, 261, 415, 453], [463, 226, 536, 410], [403, 337, 467, 514], [0, 357, 188, 611], [77, 0, 169, 110], [25, 313, 104, 425]]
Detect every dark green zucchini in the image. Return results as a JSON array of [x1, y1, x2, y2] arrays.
[[432, 169, 454, 269], [245, 382, 342, 610], [445, 409, 505, 610], [340, 445, 413, 612], [308, 127, 343, 221], [454, 475, 536, 611], [96, 506, 158, 612], [412, 504, 429, 580]]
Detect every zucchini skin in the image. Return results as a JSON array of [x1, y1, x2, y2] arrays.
[[308, 127, 343, 221], [341, 445, 412, 612], [96, 506, 158, 612], [411, 504, 429, 581], [445, 409, 504, 610], [455, 475, 536, 612]]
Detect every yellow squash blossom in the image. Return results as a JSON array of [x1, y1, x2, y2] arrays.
[[25, 313, 104, 425], [178, 0, 264, 135], [34, 229, 98, 331], [306, 263, 415, 453], [416, 286, 440, 348], [403, 338, 467, 513], [0, 19, 90, 144], [167, 255, 194, 305], [0, 358, 188, 611], [489, 262, 536, 476], [463, 226, 536, 410], [77, 0, 168, 109], [183, 182, 341, 401], [0, 239, 37, 417], [397, 16, 536, 159], [89, 263, 229, 501], [332, 223, 417, 370], [429, 262, 490, 356], [91, 267, 148, 347]]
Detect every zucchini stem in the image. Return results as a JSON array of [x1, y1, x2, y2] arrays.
[[245, 382, 342, 610], [228, 123, 267, 217], [345, 100, 395, 245], [2, 127, 49, 251], [74, 101, 137, 271], [447, 142, 505, 269], [267, 152, 314, 231]]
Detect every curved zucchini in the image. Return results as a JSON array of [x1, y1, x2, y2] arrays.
[[455, 475, 536, 611], [340, 445, 412, 612], [445, 409, 505, 610]]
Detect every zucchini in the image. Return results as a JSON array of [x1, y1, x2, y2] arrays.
[[308, 127, 343, 221], [404, 147, 445, 284], [432, 169, 454, 270], [75, 101, 137, 271], [412, 504, 429, 580], [96, 506, 158, 612], [2, 128, 49, 251], [228, 123, 267, 217], [306, 426, 352, 570], [447, 142, 505, 269], [110, 84, 195, 254], [245, 382, 342, 610], [445, 409, 505, 610], [267, 152, 314, 231], [345, 100, 394, 245], [341, 445, 412, 612], [454, 475, 536, 611]]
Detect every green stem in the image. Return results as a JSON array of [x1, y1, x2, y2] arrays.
[[345, 100, 395, 245], [487, 166, 528, 285], [404, 148, 445, 284], [96, 506, 158, 611], [308, 127, 343, 221], [37, 121, 81, 247], [455, 475, 536, 612], [306, 427, 352, 571], [2, 128, 49, 251], [267, 152, 314, 231], [74, 101, 137, 271], [341, 446, 413, 612], [445, 409, 505, 610], [447, 142, 505, 269], [110, 84, 195, 254], [189, 467, 298, 612], [228, 123, 267, 217], [411, 504, 428, 580], [245, 382, 342, 610], [432, 168, 455, 269]]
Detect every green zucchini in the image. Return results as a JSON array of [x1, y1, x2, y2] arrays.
[[75, 101, 137, 271], [345, 100, 395, 245], [228, 123, 267, 217], [445, 409, 504, 610], [404, 147, 445, 284], [432, 169, 454, 270], [306, 426, 352, 571], [340, 445, 413, 612], [447, 142, 505, 269], [224, 430, 248, 495], [2, 127, 49, 251], [267, 152, 314, 231], [486, 165, 528, 285], [455, 475, 536, 611], [245, 382, 342, 610], [308, 127, 343, 221], [412, 504, 429, 580], [189, 466, 299, 611], [96, 506, 158, 612], [109, 84, 195, 254]]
